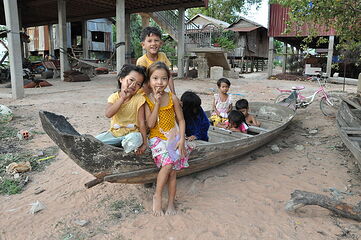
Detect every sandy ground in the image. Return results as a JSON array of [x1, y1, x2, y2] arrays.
[[1, 72, 361, 240]]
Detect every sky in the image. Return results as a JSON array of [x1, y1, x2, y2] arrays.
[[243, 0, 269, 27]]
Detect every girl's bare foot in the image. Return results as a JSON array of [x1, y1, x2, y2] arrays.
[[153, 195, 163, 216], [165, 202, 177, 215]]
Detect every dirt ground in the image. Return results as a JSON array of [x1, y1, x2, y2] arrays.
[[1, 71, 361, 240]]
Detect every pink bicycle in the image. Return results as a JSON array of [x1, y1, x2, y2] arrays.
[[274, 77, 341, 117]]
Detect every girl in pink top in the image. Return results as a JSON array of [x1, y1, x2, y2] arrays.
[[227, 110, 249, 133]]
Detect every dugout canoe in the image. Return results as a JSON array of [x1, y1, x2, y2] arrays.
[[336, 97, 361, 169], [39, 102, 295, 187]]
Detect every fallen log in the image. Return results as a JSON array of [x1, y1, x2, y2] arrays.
[[285, 190, 361, 222]]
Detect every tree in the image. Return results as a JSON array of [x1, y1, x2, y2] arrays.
[[187, 0, 262, 24], [272, 0, 361, 62]]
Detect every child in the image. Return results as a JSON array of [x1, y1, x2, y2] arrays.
[[136, 27, 175, 94], [227, 110, 249, 133], [96, 64, 147, 155], [181, 91, 210, 141], [210, 78, 232, 126], [144, 62, 193, 216], [235, 99, 261, 127]]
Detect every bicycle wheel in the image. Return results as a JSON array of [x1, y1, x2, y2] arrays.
[[274, 93, 291, 103], [320, 94, 342, 117]]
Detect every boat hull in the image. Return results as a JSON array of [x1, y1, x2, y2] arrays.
[[40, 102, 295, 184]]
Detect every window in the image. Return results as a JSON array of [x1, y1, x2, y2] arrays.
[[91, 31, 104, 42]]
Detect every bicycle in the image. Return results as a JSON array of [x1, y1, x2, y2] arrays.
[[274, 75, 341, 117]]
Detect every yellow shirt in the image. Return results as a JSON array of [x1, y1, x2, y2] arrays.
[[145, 92, 175, 140], [108, 92, 145, 137], [136, 52, 171, 68]]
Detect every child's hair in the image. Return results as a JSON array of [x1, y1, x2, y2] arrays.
[[228, 110, 246, 128], [146, 61, 170, 84], [140, 27, 162, 42], [217, 78, 231, 87], [235, 99, 249, 110], [117, 64, 146, 89], [181, 91, 202, 120]]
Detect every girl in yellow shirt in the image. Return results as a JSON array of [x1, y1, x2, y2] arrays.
[[144, 62, 193, 216], [96, 65, 147, 155]]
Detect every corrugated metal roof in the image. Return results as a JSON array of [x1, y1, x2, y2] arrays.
[[269, 4, 336, 37], [0, 0, 208, 27]]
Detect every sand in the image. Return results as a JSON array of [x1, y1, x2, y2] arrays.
[[0, 72, 361, 240]]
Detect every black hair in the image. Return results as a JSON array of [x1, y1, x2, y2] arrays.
[[235, 99, 249, 110], [140, 27, 162, 42], [181, 91, 202, 120], [117, 64, 146, 89], [228, 110, 246, 128], [217, 78, 231, 87], [145, 61, 170, 84]]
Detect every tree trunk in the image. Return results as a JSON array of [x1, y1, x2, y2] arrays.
[[286, 190, 361, 221]]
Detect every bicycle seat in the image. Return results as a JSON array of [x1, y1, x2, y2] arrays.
[[291, 86, 305, 90]]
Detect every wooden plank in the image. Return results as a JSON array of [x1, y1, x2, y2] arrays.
[[341, 96, 361, 110]]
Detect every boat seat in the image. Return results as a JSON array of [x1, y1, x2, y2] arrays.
[[248, 126, 269, 134], [194, 140, 209, 145], [292, 86, 305, 90]]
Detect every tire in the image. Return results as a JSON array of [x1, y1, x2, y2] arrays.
[[320, 94, 342, 117], [274, 93, 291, 103]]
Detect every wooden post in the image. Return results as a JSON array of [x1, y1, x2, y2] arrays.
[[326, 36, 334, 78], [267, 37, 274, 77], [125, 13, 131, 64], [282, 43, 287, 73], [82, 21, 89, 59], [116, 0, 125, 74], [177, 8, 185, 78], [57, 0, 70, 80], [4, 0, 24, 99], [48, 24, 55, 57]]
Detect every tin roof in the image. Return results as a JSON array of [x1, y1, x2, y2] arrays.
[[269, 4, 336, 38], [0, 0, 208, 27]]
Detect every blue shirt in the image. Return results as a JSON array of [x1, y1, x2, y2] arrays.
[[185, 109, 210, 141]]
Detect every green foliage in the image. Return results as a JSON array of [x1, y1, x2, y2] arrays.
[[187, 0, 262, 24], [130, 14, 143, 59], [272, 0, 361, 62], [274, 40, 284, 54], [0, 178, 22, 195], [212, 31, 237, 50]]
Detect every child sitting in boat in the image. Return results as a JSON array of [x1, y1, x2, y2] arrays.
[[95, 64, 147, 155], [210, 78, 232, 126], [181, 91, 210, 141], [144, 62, 193, 216], [226, 110, 249, 133], [235, 99, 261, 127]]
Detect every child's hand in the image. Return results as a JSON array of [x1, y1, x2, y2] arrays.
[[135, 143, 147, 155], [119, 89, 132, 101], [186, 135, 197, 141], [176, 140, 186, 158], [153, 87, 163, 103]]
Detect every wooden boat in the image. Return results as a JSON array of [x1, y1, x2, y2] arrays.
[[336, 97, 361, 168], [39, 102, 295, 187]]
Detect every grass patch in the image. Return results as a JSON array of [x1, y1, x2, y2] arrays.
[[0, 122, 17, 139], [109, 197, 144, 219], [0, 178, 22, 194], [0, 146, 59, 195]]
